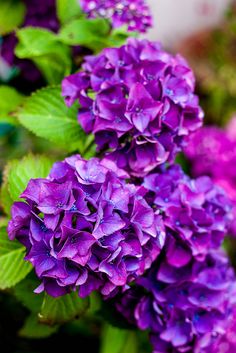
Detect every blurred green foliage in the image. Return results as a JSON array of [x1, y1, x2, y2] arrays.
[[180, 4, 236, 125]]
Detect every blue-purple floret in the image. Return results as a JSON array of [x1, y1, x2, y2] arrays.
[[8, 155, 165, 298], [80, 0, 152, 33], [62, 38, 203, 177]]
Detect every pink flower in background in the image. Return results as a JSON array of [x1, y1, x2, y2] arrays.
[[184, 117, 236, 236]]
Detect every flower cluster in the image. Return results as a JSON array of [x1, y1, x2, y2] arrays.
[[184, 119, 236, 236], [6, 21, 235, 351], [1, 0, 59, 83], [115, 163, 233, 352], [143, 164, 232, 260], [80, 0, 152, 33], [62, 38, 203, 176], [8, 155, 165, 298], [117, 247, 235, 353]]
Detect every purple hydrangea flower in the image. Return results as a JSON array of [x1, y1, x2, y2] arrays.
[[143, 164, 232, 260], [117, 247, 235, 353], [0, 0, 59, 83], [80, 0, 152, 33], [8, 155, 165, 298], [116, 164, 233, 352], [184, 121, 236, 237], [62, 38, 203, 177], [200, 306, 236, 353]]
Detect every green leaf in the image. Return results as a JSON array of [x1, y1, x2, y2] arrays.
[[59, 18, 110, 51], [108, 27, 136, 47], [0, 178, 13, 215], [0, 182, 13, 215], [100, 325, 138, 353], [15, 27, 58, 56], [7, 154, 53, 202], [19, 314, 58, 338], [0, 161, 15, 215], [33, 55, 69, 84], [0, 0, 26, 35], [56, 0, 83, 24], [15, 27, 72, 84], [0, 85, 24, 125], [17, 86, 89, 153], [39, 292, 89, 325], [175, 153, 190, 174], [14, 276, 44, 313], [0, 217, 9, 228], [0, 226, 32, 289], [0, 155, 52, 215]]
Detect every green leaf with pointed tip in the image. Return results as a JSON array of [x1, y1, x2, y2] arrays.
[[19, 314, 58, 338], [0, 85, 24, 125], [15, 27, 72, 84], [7, 154, 53, 202], [17, 86, 89, 153], [39, 292, 90, 325], [0, 0, 26, 35], [0, 226, 32, 289], [56, 0, 83, 24], [59, 18, 110, 51], [100, 325, 138, 353]]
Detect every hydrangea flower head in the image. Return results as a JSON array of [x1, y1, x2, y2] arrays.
[[8, 155, 165, 298], [62, 38, 203, 176], [116, 164, 233, 352], [80, 0, 152, 33], [117, 247, 235, 353]]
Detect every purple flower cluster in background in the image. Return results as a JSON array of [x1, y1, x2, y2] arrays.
[[117, 249, 235, 353], [21, 0, 59, 31], [184, 117, 236, 237], [0, 0, 59, 83], [62, 38, 203, 176], [8, 155, 165, 298], [80, 0, 152, 33]]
